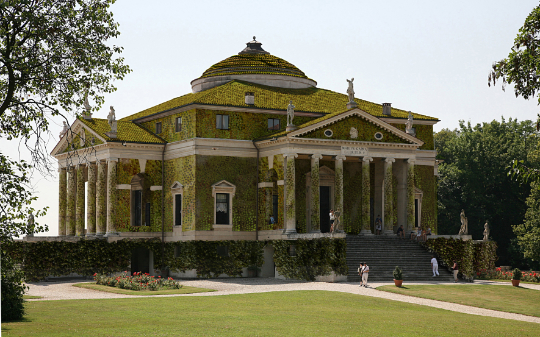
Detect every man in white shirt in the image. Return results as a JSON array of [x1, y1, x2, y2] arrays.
[[362, 262, 369, 287], [329, 210, 335, 232], [431, 256, 439, 277]]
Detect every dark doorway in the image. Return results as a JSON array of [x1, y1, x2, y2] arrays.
[[131, 247, 150, 275], [133, 190, 142, 226], [272, 195, 278, 225], [370, 198, 374, 233], [320, 186, 331, 233], [415, 199, 419, 228]]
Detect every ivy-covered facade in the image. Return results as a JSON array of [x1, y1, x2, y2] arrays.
[[51, 38, 440, 246]]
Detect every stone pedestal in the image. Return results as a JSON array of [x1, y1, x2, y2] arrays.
[[346, 101, 358, 109], [285, 125, 297, 132]]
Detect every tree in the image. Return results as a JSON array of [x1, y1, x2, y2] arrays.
[[0, 0, 130, 169], [435, 118, 538, 266], [0, 1, 130, 321]]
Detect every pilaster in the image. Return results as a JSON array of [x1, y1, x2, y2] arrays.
[[310, 154, 323, 232], [105, 158, 119, 236], [86, 162, 97, 236], [58, 167, 67, 236], [75, 165, 85, 236], [334, 155, 346, 231], [407, 159, 415, 231], [96, 160, 107, 236], [360, 157, 373, 235], [383, 157, 395, 235], [284, 153, 298, 234]]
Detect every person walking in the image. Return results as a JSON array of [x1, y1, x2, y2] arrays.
[[358, 263, 364, 286], [431, 255, 439, 277], [452, 260, 459, 283], [362, 262, 369, 287]]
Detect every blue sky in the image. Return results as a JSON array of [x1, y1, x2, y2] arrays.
[[5, 0, 540, 236]]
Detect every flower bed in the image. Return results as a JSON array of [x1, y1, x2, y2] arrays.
[[476, 268, 540, 283], [94, 271, 182, 291]]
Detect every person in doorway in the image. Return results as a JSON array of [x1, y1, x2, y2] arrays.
[[375, 215, 382, 235], [397, 225, 404, 239], [329, 209, 335, 232], [415, 227, 422, 242], [362, 262, 369, 287], [270, 215, 275, 225], [431, 255, 439, 277], [452, 260, 459, 283]]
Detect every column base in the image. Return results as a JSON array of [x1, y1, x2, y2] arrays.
[[104, 232, 120, 237], [358, 229, 374, 236], [95, 232, 105, 237], [85, 233, 96, 237], [310, 230, 321, 234], [283, 229, 297, 234], [384, 230, 395, 236]]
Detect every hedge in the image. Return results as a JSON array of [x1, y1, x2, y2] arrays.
[[422, 238, 498, 281]]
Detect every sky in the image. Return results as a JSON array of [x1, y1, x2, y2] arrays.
[[4, 0, 540, 236]]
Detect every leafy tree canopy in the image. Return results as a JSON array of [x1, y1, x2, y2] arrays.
[[435, 118, 538, 266]]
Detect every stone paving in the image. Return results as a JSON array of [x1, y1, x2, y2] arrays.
[[26, 278, 540, 324]]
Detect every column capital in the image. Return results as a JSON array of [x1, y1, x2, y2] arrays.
[[335, 155, 346, 161], [107, 157, 119, 163], [406, 158, 416, 165], [362, 156, 373, 163], [58, 167, 67, 172], [86, 161, 96, 168], [384, 157, 395, 163], [311, 153, 323, 160], [283, 153, 298, 159]]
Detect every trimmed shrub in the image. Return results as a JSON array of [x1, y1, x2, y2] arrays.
[[1, 253, 27, 322]]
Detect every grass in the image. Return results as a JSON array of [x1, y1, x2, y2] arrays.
[[2, 291, 539, 336], [72, 282, 215, 296], [488, 279, 540, 285], [22, 295, 42, 299], [377, 284, 540, 317]]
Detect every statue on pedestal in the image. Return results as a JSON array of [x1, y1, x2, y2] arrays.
[[83, 95, 93, 120], [458, 209, 468, 235], [27, 211, 35, 237], [106, 106, 118, 138], [287, 100, 295, 126], [405, 112, 415, 135], [59, 121, 69, 138], [346, 78, 355, 103], [483, 221, 490, 241]]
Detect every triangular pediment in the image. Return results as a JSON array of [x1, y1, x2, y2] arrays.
[[50, 119, 106, 156], [288, 108, 423, 146], [171, 181, 183, 190]]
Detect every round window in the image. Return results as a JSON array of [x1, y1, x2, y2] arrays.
[[374, 132, 383, 140], [324, 129, 333, 137]]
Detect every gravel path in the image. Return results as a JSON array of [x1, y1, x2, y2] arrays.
[[26, 278, 540, 324]]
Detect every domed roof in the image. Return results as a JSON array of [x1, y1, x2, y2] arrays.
[[201, 38, 309, 79], [191, 38, 316, 93]]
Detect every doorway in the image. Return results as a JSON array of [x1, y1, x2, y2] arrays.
[[131, 247, 150, 275], [320, 186, 331, 233]]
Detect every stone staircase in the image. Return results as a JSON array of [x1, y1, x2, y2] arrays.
[[346, 235, 454, 282]]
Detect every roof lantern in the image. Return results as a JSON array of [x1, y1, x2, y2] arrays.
[[191, 38, 317, 93], [238, 37, 270, 55]]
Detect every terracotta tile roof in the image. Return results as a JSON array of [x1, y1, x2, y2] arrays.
[[79, 117, 165, 144], [120, 80, 438, 122]]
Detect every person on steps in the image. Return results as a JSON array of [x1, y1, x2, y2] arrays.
[[375, 216, 382, 235], [329, 209, 335, 233], [431, 255, 439, 277], [452, 260, 459, 283], [362, 262, 369, 287], [397, 225, 404, 239]]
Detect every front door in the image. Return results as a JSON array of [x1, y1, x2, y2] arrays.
[[131, 247, 150, 275], [320, 186, 331, 233]]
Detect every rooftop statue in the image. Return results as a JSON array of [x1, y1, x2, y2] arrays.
[[27, 211, 35, 237], [346, 78, 355, 103], [483, 221, 490, 241], [107, 106, 117, 134], [405, 111, 414, 135], [287, 100, 295, 126], [458, 209, 468, 235], [59, 121, 69, 138]]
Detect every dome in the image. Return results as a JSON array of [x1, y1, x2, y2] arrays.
[[191, 38, 317, 93]]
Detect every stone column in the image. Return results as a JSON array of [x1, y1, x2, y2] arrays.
[[360, 157, 373, 235], [58, 167, 67, 236], [335, 155, 345, 231], [96, 160, 107, 236], [86, 162, 97, 236], [310, 154, 322, 232], [105, 158, 119, 236], [66, 166, 76, 236], [407, 159, 415, 231], [383, 157, 395, 235], [284, 153, 298, 234], [75, 165, 85, 236]]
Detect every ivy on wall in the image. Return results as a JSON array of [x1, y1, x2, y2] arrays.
[[422, 238, 498, 281], [342, 161, 363, 234], [4, 239, 266, 281], [273, 238, 347, 281], [141, 109, 197, 143], [164, 156, 196, 231], [301, 116, 410, 144], [391, 123, 434, 150]]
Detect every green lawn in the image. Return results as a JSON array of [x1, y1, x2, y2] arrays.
[[22, 295, 42, 299], [73, 282, 214, 296], [377, 284, 540, 317], [488, 279, 540, 285], [3, 291, 539, 336]]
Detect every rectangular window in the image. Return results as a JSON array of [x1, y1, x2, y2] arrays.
[[145, 202, 150, 226], [215, 193, 229, 224], [216, 114, 229, 130], [174, 194, 182, 226], [273, 195, 278, 222], [133, 190, 142, 226], [175, 117, 182, 132], [155, 122, 162, 134], [268, 118, 280, 131]]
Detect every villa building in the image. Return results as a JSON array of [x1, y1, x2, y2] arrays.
[[51, 38, 439, 244]]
